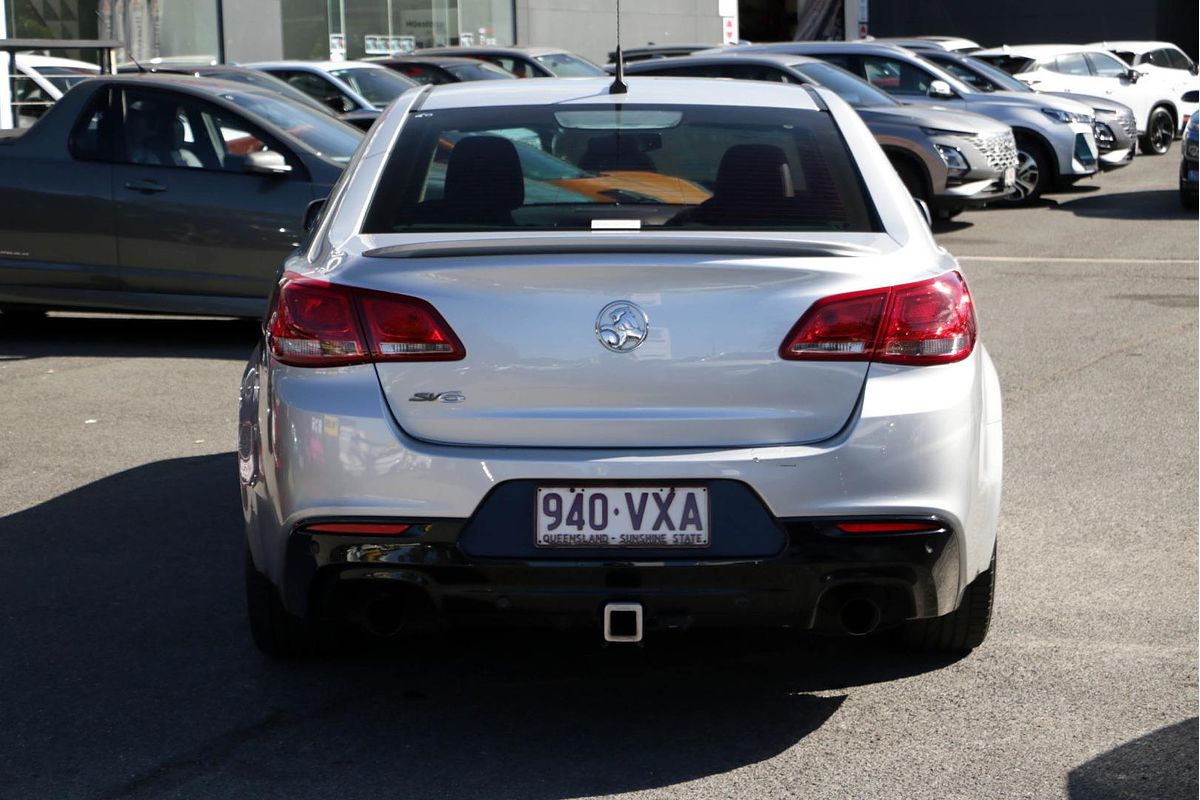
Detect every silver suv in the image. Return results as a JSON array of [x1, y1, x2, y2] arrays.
[[722, 42, 1100, 203], [625, 53, 1017, 219]]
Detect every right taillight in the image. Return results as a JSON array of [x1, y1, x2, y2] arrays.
[[780, 271, 975, 366], [266, 273, 464, 367]]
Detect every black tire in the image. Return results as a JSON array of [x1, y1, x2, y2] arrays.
[[900, 550, 995, 653], [890, 158, 928, 203], [1139, 107, 1175, 156], [1007, 136, 1050, 204], [1181, 188, 1199, 210], [245, 550, 329, 659]]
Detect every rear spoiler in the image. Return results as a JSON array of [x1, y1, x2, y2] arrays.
[[363, 235, 883, 260]]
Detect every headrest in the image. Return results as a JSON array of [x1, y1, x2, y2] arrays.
[[714, 144, 794, 203], [444, 135, 524, 211]]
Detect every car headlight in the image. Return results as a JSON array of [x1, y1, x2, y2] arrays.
[[1094, 122, 1115, 144], [1042, 108, 1093, 124], [1186, 141, 1199, 159], [935, 144, 970, 174], [1187, 113, 1199, 135]]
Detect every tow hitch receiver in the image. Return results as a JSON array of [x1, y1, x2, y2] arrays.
[[603, 602, 644, 643]]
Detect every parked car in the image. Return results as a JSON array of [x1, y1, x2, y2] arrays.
[[0, 74, 362, 319], [915, 49, 1136, 171], [973, 44, 1183, 155], [1182, 111, 1199, 208], [247, 60, 418, 126], [10, 53, 100, 126], [624, 53, 1017, 217], [239, 76, 1002, 658], [720, 42, 1099, 203], [413, 46, 605, 77], [612, 43, 726, 63], [366, 55, 516, 84], [870, 36, 981, 54], [1090, 40, 1199, 132], [116, 62, 382, 130]]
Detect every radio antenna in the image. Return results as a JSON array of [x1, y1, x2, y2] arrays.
[[608, 0, 627, 95]]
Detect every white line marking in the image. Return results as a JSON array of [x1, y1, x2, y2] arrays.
[[958, 256, 1198, 265]]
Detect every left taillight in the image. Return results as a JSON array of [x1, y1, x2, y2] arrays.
[[266, 273, 464, 367]]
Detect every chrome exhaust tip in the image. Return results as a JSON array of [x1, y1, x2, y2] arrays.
[[603, 602, 643, 643]]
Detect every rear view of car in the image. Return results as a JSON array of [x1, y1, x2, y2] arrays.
[[239, 78, 1001, 658]]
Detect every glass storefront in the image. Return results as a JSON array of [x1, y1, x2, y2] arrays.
[[304, 0, 514, 60]]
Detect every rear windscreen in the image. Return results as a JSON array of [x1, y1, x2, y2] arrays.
[[363, 103, 879, 233]]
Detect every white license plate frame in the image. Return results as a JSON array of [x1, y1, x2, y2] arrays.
[[534, 486, 710, 548]]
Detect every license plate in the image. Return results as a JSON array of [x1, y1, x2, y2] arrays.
[[535, 486, 709, 548], [1003, 166, 1016, 187]]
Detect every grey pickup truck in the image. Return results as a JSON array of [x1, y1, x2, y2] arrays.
[[0, 74, 362, 319]]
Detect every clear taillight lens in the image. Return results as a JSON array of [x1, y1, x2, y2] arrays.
[[781, 272, 976, 366], [266, 274, 464, 367]]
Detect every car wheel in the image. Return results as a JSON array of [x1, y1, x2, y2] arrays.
[[245, 550, 331, 658], [890, 158, 928, 203], [1182, 188, 1199, 210], [1140, 107, 1175, 156], [1007, 137, 1050, 204], [899, 549, 995, 653]]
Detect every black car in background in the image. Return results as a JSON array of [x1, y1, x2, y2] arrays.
[[0, 75, 362, 319], [413, 46, 605, 77]]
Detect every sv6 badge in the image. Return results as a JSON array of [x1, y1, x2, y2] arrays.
[[409, 391, 466, 403]]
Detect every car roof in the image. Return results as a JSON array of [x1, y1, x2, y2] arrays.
[[1090, 41, 1181, 54], [246, 60, 392, 72], [744, 40, 922, 57], [624, 52, 820, 70], [416, 75, 823, 111], [15, 53, 101, 69], [370, 55, 494, 67], [415, 46, 567, 58], [974, 44, 1109, 59]]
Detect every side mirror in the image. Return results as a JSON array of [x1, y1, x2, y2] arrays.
[[914, 198, 932, 228], [1124, 68, 1140, 83], [927, 79, 955, 99], [302, 198, 326, 233], [244, 150, 292, 176]]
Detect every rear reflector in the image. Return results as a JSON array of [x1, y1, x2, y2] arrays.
[[781, 272, 975, 366], [836, 521, 941, 534], [304, 522, 413, 535], [266, 273, 464, 367]]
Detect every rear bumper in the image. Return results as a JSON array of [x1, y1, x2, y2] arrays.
[[286, 518, 962, 634]]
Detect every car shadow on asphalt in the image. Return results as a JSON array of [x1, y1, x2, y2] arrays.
[[0, 454, 964, 800], [1067, 718, 1199, 800], [1050, 188, 1199, 220], [0, 312, 260, 361]]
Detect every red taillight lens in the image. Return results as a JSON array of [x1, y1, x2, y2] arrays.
[[359, 294, 465, 362], [266, 274, 464, 366], [267, 276, 367, 366], [836, 521, 941, 534], [780, 272, 976, 366]]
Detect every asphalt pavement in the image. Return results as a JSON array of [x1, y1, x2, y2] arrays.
[[0, 151, 1196, 800]]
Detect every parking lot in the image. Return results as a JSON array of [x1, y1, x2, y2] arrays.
[[0, 151, 1196, 799]]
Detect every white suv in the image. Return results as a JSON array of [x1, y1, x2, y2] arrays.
[[975, 44, 1183, 155], [1091, 41, 1199, 132]]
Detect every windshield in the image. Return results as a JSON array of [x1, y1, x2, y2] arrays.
[[974, 55, 1036, 75], [364, 103, 879, 233], [221, 91, 363, 162], [32, 65, 98, 93], [204, 69, 335, 113], [328, 67, 415, 107], [447, 62, 517, 81], [533, 52, 606, 77], [792, 62, 899, 107]]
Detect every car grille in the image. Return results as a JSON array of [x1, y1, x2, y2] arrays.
[[1118, 110, 1137, 140], [974, 131, 1018, 172]]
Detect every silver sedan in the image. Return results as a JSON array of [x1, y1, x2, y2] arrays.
[[238, 77, 1003, 657]]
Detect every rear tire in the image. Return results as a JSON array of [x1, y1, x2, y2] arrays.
[[1140, 107, 1175, 155], [245, 550, 329, 659], [900, 550, 995, 653], [890, 158, 928, 204]]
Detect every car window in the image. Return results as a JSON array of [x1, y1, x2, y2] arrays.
[[929, 58, 989, 90], [447, 62, 517, 81], [69, 89, 115, 161], [479, 56, 538, 78], [1142, 49, 1169, 68], [364, 103, 879, 234], [860, 55, 933, 96], [327, 67, 414, 106], [975, 54, 1035, 75], [30, 65, 98, 94], [532, 52, 606, 77], [1086, 52, 1128, 77], [793, 62, 900, 107], [1164, 48, 1194, 71], [1111, 50, 1138, 65], [393, 64, 451, 84], [272, 70, 349, 110], [1051, 53, 1090, 76], [219, 90, 361, 163]]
